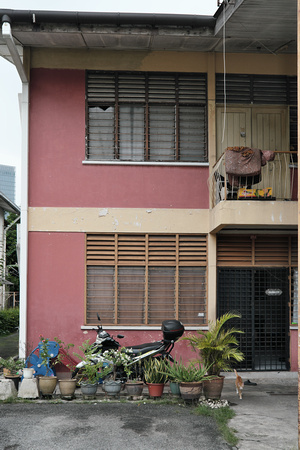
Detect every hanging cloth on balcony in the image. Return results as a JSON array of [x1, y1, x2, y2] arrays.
[[224, 147, 274, 188]]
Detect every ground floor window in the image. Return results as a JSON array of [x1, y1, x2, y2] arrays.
[[86, 234, 207, 326]]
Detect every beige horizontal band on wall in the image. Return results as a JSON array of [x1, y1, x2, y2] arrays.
[[28, 207, 210, 233]]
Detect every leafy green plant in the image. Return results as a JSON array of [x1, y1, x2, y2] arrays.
[[0, 356, 24, 374], [125, 355, 143, 382], [39, 335, 60, 376], [181, 312, 244, 376], [101, 347, 133, 381], [0, 308, 19, 336], [160, 357, 213, 383], [143, 358, 169, 384], [73, 340, 104, 385], [53, 337, 76, 372]]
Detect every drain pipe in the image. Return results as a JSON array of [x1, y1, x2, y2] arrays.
[[2, 15, 29, 358]]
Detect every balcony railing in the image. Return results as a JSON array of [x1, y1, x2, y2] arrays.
[[209, 151, 297, 208]]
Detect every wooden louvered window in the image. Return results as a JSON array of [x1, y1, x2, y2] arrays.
[[215, 74, 296, 105], [86, 234, 207, 326], [217, 234, 298, 326], [217, 235, 297, 267], [86, 71, 207, 162]]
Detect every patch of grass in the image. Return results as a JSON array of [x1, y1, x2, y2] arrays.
[[0, 396, 16, 404], [194, 404, 239, 447], [0, 397, 34, 404]]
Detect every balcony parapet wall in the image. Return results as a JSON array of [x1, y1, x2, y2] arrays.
[[210, 200, 297, 233]]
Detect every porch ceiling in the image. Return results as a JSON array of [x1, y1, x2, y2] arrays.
[[0, 0, 297, 65]]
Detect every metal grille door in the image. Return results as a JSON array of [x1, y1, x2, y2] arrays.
[[217, 268, 289, 371]]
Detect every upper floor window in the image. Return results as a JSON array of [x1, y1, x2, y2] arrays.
[[86, 71, 207, 162]]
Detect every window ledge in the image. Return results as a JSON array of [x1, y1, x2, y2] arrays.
[[81, 325, 208, 331], [82, 160, 209, 167]]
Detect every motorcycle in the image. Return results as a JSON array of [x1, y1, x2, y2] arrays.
[[72, 313, 184, 382]]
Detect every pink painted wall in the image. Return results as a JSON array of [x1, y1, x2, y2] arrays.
[[26, 231, 196, 363], [28, 68, 209, 209], [27, 232, 85, 352], [290, 329, 297, 371]]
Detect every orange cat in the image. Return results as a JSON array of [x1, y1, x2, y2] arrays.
[[234, 369, 244, 400]]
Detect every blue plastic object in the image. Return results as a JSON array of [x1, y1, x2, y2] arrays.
[[25, 340, 60, 377]]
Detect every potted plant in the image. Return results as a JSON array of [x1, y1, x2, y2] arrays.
[[181, 312, 244, 399], [38, 336, 60, 397], [158, 357, 181, 396], [73, 340, 104, 398], [143, 358, 168, 398], [54, 337, 77, 399], [0, 356, 24, 376], [101, 347, 132, 396], [0, 356, 24, 390], [161, 358, 212, 400], [124, 359, 144, 398]]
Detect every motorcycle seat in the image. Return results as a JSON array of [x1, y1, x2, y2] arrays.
[[127, 341, 163, 355]]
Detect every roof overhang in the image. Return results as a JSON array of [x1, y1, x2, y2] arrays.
[[0, 192, 20, 214], [0, 0, 297, 64]]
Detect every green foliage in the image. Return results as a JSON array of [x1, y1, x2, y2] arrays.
[[39, 335, 57, 376], [73, 340, 104, 385], [0, 356, 24, 373], [0, 308, 19, 336], [143, 358, 169, 384], [194, 404, 238, 446], [53, 337, 75, 370], [125, 357, 142, 382], [101, 347, 132, 381], [181, 312, 244, 376], [162, 358, 213, 383]]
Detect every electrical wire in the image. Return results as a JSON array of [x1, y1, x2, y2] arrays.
[[221, 0, 227, 144]]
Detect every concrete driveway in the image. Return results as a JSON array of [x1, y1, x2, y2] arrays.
[[0, 402, 229, 450], [223, 372, 298, 450]]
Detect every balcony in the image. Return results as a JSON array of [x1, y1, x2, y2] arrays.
[[209, 151, 297, 207], [208, 151, 298, 232]]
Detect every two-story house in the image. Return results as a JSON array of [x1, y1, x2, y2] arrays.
[[0, 0, 297, 370]]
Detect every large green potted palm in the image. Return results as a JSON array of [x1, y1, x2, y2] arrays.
[[181, 312, 244, 400]]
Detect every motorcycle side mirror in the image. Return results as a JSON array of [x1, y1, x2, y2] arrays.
[[117, 334, 124, 339], [97, 313, 101, 322]]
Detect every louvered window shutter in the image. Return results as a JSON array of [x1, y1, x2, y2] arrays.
[[217, 235, 296, 267], [86, 233, 207, 326], [86, 71, 207, 162], [216, 74, 295, 105]]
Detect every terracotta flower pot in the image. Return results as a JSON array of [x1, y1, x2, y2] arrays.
[[203, 376, 225, 400], [147, 383, 164, 398], [179, 381, 203, 401]]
